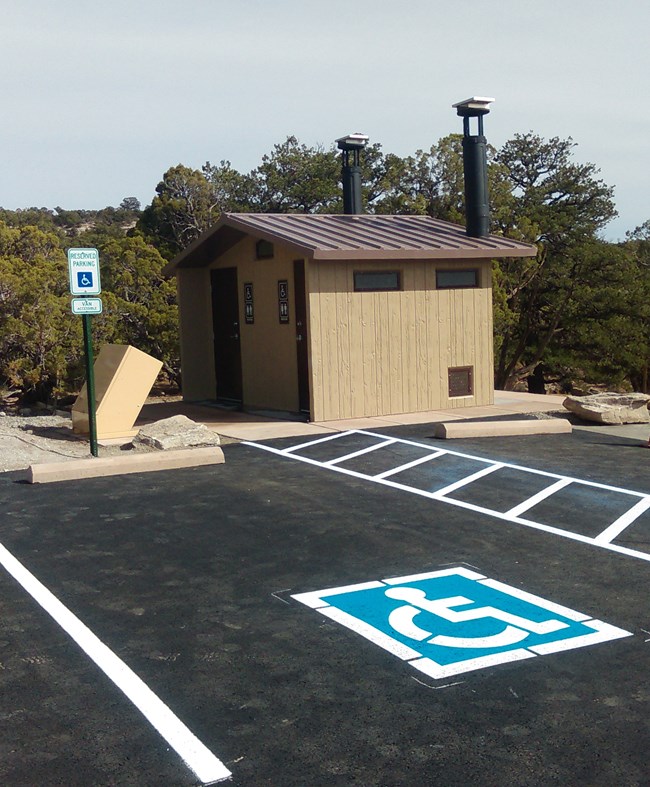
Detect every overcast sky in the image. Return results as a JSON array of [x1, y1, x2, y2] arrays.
[[2, 0, 647, 240]]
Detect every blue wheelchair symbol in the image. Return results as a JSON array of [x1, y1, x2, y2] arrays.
[[77, 271, 93, 288], [293, 568, 631, 679]]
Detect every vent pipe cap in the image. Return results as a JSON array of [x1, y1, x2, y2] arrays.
[[453, 96, 495, 117], [336, 133, 369, 151]]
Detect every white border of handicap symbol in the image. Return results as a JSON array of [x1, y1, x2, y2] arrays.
[[292, 567, 632, 679]]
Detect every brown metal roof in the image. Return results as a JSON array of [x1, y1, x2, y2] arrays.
[[164, 213, 537, 272]]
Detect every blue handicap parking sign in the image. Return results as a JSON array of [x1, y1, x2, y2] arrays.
[[293, 567, 631, 679], [77, 271, 94, 288]]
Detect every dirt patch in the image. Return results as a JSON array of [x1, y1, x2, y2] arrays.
[[0, 408, 235, 473], [0, 413, 156, 472]]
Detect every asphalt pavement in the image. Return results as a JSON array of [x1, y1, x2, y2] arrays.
[[1, 425, 650, 786]]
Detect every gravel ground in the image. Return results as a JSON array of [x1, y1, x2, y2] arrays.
[[0, 412, 156, 472]]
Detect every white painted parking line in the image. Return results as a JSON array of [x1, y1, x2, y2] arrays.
[[479, 578, 591, 622], [0, 541, 231, 785], [594, 496, 650, 544], [325, 438, 397, 465], [292, 580, 386, 609], [282, 431, 353, 453], [374, 451, 445, 479], [432, 463, 504, 498], [528, 620, 629, 655], [357, 429, 650, 499], [245, 430, 650, 565], [320, 606, 423, 661], [384, 567, 487, 584], [505, 478, 573, 518]]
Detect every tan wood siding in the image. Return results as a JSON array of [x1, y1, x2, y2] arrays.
[[176, 269, 216, 400], [334, 263, 351, 419], [308, 259, 494, 421], [178, 243, 495, 420], [217, 238, 299, 412], [179, 237, 300, 412]]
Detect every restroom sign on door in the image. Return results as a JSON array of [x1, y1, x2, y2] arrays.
[[292, 567, 631, 679], [278, 280, 289, 323], [244, 282, 254, 324]]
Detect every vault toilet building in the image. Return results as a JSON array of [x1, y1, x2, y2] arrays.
[[163, 99, 537, 422]]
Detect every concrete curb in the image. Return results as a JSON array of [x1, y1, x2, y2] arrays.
[[26, 446, 225, 484], [433, 419, 572, 439]]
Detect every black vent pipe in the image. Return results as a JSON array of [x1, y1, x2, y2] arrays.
[[453, 97, 494, 237], [336, 133, 369, 215]]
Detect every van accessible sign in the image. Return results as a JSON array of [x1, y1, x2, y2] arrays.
[[68, 248, 101, 295], [71, 297, 103, 315]]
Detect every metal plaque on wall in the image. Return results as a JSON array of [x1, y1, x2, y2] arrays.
[[448, 366, 473, 397]]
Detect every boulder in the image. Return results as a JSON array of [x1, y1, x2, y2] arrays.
[[563, 392, 650, 424], [132, 415, 221, 450]]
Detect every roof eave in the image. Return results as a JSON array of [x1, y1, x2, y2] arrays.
[[222, 213, 315, 258], [162, 214, 231, 275], [162, 212, 538, 273], [312, 246, 537, 260], [162, 213, 317, 274]]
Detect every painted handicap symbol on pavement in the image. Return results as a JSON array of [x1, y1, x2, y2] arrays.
[[292, 567, 632, 679]]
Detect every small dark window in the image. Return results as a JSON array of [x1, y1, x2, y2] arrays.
[[256, 239, 274, 259], [353, 271, 400, 292], [436, 269, 479, 289], [448, 366, 473, 397]]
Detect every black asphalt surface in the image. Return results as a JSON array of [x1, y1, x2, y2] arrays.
[[1, 427, 650, 786]]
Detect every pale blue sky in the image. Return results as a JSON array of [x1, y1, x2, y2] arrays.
[[2, 0, 648, 239]]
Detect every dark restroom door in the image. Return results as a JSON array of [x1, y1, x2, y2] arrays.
[[294, 260, 310, 415], [211, 267, 243, 404]]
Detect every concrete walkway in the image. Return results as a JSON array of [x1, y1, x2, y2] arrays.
[[136, 390, 571, 443]]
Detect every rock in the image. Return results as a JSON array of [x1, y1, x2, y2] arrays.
[[563, 392, 650, 424], [132, 415, 221, 450]]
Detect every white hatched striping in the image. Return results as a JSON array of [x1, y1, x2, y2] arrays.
[[325, 438, 398, 465], [282, 431, 348, 453], [594, 496, 650, 544], [506, 479, 573, 518], [245, 429, 650, 565], [374, 451, 445, 479], [431, 463, 504, 498]]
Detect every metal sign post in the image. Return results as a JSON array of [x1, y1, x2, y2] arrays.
[[68, 249, 101, 457], [81, 313, 99, 457]]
